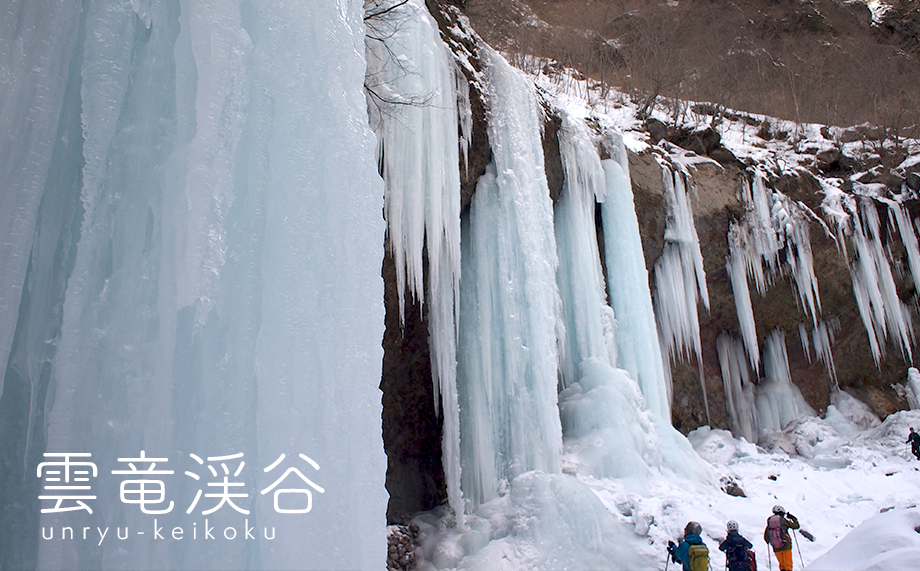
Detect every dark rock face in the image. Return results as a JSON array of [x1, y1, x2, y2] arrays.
[[380, 244, 447, 524], [542, 110, 565, 203]]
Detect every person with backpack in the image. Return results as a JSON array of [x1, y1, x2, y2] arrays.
[[719, 520, 754, 571], [668, 521, 710, 571], [907, 428, 920, 460], [764, 505, 800, 571]]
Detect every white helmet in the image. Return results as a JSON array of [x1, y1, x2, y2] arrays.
[[773, 505, 785, 515], [727, 520, 739, 532]]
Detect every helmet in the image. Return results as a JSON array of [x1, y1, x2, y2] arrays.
[[773, 505, 785, 515], [727, 520, 739, 532], [685, 521, 702, 535]]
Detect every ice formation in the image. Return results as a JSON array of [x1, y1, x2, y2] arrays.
[[889, 200, 920, 299], [798, 319, 839, 386], [1, 1, 387, 569], [726, 174, 823, 374], [457, 48, 563, 509], [906, 367, 920, 409], [846, 198, 914, 364], [0, 0, 82, 399], [554, 114, 617, 389], [653, 167, 710, 421], [755, 330, 816, 433], [716, 334, 759, 442], [365, 0, 465, 527], [600, 134, 670, 419]]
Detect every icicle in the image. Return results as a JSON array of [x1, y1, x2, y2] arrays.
[[889, 200, 920, 299], [554, 113, 615, 390], [601, 130, 669, 419], [716, 334, 758, 442], [907, 367, 920, 409], [365, 0, 464, 526], [847, 198, 914, 365], [457, 48, 563, 509], [653, 166, 709, 423], [727, 225, 761, 374], [755, 330, 816, 434], [726, 173, 823, 374], [454, 63, 473, 178], [781, 198, 822, 325], [799, 323, 812, 363], [813, 319, 840, 387]]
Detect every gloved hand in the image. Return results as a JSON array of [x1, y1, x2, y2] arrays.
[[786, 513, 796, 520], [667, 541, 676, 559]]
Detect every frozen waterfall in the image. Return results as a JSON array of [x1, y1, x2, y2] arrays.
[[1, 1, 387, 570], [726, 174, 823, 375], [846, 197, 914, 364], [600, 135, 670, 419], [457, 48, 563, 509]]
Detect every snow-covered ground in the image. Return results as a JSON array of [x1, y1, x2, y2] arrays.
[[415, 406, 920, 570]]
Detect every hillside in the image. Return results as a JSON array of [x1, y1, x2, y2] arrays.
[[465, 0, 920, 131]]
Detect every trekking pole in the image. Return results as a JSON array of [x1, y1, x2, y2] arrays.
[[768, 548, 772, 571], [793, 530, 805, 569]]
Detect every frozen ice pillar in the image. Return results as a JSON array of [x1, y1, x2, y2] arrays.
[[457, 48, 563, 509], [553, 113, 617, 388], [600, 133, 669, 419], [756, 330, 816, 433], [29, 1, 387, 570]]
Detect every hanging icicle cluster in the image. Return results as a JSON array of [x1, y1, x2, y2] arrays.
[[726, 174, 824, 374], [653, 166, 710, 422]]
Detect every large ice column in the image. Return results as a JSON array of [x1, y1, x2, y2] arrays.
[[554, 114, 616, 389], [847, 198, 914, 364], [653, 166, 710, 421], [0, 0, 83, 398], [27, 1, 387, 570], [174, 0, 252, 326], [600, 133, 669, 419], [457, 48, 563, 509], [365, 0, 464, 526], [250, 2, 387, 569], [755, 330, 816, 433]]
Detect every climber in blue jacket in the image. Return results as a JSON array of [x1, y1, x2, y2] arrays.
[[667, 521, 708, 571]]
